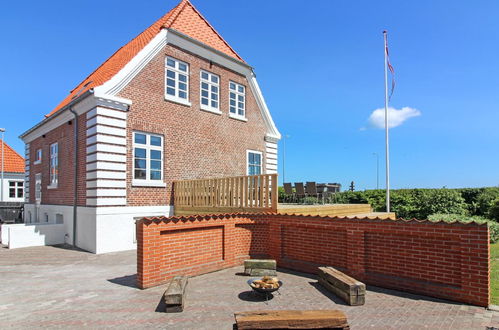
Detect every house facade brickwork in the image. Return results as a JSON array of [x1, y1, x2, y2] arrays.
[[17, 0, 280, 253]]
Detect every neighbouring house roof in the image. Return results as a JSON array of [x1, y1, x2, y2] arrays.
[[46, 0, 243, 118], [0, 140, 25, 174]]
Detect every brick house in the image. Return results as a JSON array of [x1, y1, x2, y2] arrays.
[[18, 0, 280, 253], [0, 139, 25, 203]]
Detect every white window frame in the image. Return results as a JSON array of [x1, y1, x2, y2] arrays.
[[8, 181, 24, 199], [246, 150, 263, 176], [48, 143, 58, 188], [34, 149, 42, 165], [199, 70, 221, 114], [165, 56, 191, 106], [132, 131, 166, 187], [229, 81, 247, 121]]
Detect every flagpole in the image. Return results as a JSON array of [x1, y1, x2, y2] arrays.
[[383, 30, 391, 213]]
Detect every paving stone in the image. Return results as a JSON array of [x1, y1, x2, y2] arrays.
[[0, 245, 498, 329]]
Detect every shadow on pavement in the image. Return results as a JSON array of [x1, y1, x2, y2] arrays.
[[108, 274, 137, 288]]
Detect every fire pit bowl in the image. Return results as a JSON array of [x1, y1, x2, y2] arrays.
[[247, 278, 283, 294]]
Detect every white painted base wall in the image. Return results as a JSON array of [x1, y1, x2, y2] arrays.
[[6, 204, 173, 253]]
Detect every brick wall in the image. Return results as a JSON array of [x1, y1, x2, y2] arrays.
[[118, 44, 268, 206], [27, 114, 87, 206], [137, 213, 490, 307]]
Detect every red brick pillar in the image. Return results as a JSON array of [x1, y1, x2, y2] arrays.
[[268, 216, 282, 264]]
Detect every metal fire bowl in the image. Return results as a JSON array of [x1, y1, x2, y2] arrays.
[[247, 278, 283, 294]]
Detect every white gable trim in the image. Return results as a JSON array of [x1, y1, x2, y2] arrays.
[[94, 28, 281, 140]]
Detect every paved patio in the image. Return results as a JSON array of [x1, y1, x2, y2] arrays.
[[0, 245, 498, 329]]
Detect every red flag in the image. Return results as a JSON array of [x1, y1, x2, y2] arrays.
[[385, 37, 395, 101]]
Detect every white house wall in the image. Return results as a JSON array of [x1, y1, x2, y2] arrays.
[[265, 141, 278, 174]]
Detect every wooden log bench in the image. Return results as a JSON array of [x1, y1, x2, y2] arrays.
[[163, 276, 188, 313], [234, 310, 349, 329], [244, 259, 277, 276], [318, 267, 365, 306]]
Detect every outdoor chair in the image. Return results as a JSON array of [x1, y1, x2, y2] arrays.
[[294, 182, 306, 202], [305, 181, 323, 203], [283, 182, 295, 203]]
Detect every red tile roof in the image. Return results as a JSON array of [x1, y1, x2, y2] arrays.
[[0, 140, 25, 173], [47, 0, 243, 117]]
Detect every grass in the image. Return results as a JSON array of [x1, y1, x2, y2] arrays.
[[491, 242, 499, 305]]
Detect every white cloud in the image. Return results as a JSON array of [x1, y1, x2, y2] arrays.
[[367, 106, 421, 129]]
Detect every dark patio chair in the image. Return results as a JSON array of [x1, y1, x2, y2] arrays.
[[283, 182, 295, 203], [305, 182, 322, 203], [294, 182, 306, 202]]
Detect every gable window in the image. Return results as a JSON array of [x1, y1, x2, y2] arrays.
[[9, 181, 23, 198], [133, 132, 164, 186], [165, 57, 190, 105], [34, 149, 42, 164], [49, 143, 58, 188], [200, 70, 220, 113], [247, 150, 262, 176], [229, 81, 246, 119]]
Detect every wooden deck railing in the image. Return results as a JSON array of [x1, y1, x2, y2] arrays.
[[173, 174, 278, 216]]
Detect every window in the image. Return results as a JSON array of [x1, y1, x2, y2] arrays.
[[9, 181, 23, 198], [165, 57, 189, 104], [133, 132, 163, 183], [247, 151, 262, 175], [34, 149, 42, 164], [200, 70, 220, 112], [229, 81, 246, 118], [49, 143, 58, 187]]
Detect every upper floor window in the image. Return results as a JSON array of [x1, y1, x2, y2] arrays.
[[200, 70, 220, 113], [247, 150, 262, 176], [229, 82, 246, 118], [49, 143, 58, 187], [9, 181, 23, 198], [34, 149, 42, 165], [165, 57, 189, 104], [133, 132, 163, 183]]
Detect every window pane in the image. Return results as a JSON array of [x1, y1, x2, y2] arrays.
[[135, 159, 146, 169], [230, 82, 235, 90], [9, 189, 15, 198], [179, 91, 187, 99], [167, 58, 176, 67], [179, 63, 187, 72], [238, 85, 244, 93], [238, 102, 244, 109], [179, 83, 187, 91], [230, 106, 236, 113], [211, 101, 218, 108], [201, 82, 208, 90], [238, 95, 244, 101], [150, 136, 162, 146], [211, 75, 218, 83], [17, 188, 23, 198], [201, 98, 209, 105], [134, 133, 146, 144], [150, 150, 162, 160], [134, 148, 146, 158], [9, 181, 15, 187], [179, 74, 187, 82], [255, 153, 261, 164], [201, 72, 209, 80], [150, 170, 161, 180], [238, 109, 244, 116], [135, 169, 146, 180], [167, 87, 175, 96], [249, 153, 254, 163], [211, 93, 217, 101], [167, 79, 175, 87], [201, 90, 208, 97], [18, 182, 23, 187], [230, 99, 236, 106], [211, 85, 218, 93], [167, 70, 175, 78], [150, 160, 161, 170]]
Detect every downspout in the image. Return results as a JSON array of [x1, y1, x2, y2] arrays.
[[69, 108, 78, 247]]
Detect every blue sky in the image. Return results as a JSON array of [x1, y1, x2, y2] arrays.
[[1, 0, 498, 190]]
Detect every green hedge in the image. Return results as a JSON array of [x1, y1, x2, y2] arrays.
[[334, 187, 499, 220]]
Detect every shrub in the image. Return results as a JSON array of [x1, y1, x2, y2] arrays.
[[476, 188, 499, 217], [429, 213, 499, 243], [303, 197, 319, 205], [489, 198, 499, 222]]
